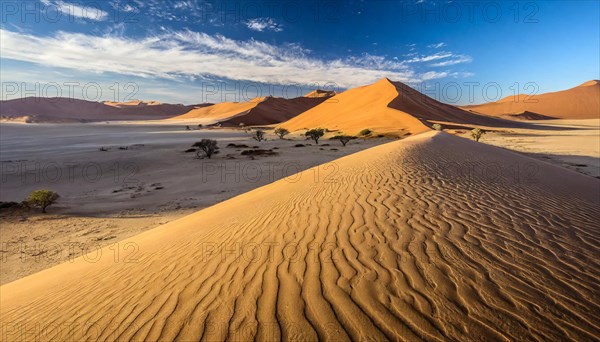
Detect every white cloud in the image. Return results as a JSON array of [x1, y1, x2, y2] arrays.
[[406, 52, 454, 63], [427, 42, 446, 49], [430, 55, 472, 67], [245, 18, 284, 32], [406, 51, 472, 67], [0, 29, 471, 90], [40, 0, 109, 21]]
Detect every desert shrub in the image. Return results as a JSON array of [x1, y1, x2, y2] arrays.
[[331, 135, 357, 146], [241, 149, 278, 156], [274, 128, 290, 139], [305, 128, 325, 144], [432, 123, 443, 131], [185, 125, 191, 130], [198, 124, 203, 128], [184, 148, 197, 153], [252, 130, 266, 142], [193, 139, 219, 159], [226, 143, 249, 148], [359, 129, 372, 136], [294, 144, 305, 147], [0, 202, 20, 210], [471, 128, 484, 142], [26, 190, 59, 213]]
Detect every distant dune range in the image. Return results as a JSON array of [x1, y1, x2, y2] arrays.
[[462, 80, 600, 119], [0, 98, 210, 123], [2, 131, 599, 341], [2, 80, 598, 131]]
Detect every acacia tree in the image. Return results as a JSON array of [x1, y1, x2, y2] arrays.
[[26, 190, 59, 213], [471, 128, 484, 142], [305, 128, 325, 144], [252, 130, 266, 142], [193, 139, 219, 158], [274, 128, 290, 139], [332, 135, 356, 146]]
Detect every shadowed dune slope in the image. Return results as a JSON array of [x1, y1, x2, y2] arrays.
[[0, 97, 206, 122], [463, 80, 600, 119], [2, 131, 599, 341], [171, 98, 262, 120], [279, 79, 524, 136], [502, 111, 558, 120], [219, 96, 333, 126]]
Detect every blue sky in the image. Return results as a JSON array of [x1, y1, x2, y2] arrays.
[[1, 0, 598, 105]]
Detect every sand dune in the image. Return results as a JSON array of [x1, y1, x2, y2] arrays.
[[2, 131, 599, 341], [103, 100, 163, 107], [304, 89, 337, 98], [173, 93, 333, 126], [172, 98, 262, 121], [219, 96, 333, 126], [501, 111, 558, 120], [0, 97, 205, 122], [463, 80, 600, 119], [279, 78, 522, 136]]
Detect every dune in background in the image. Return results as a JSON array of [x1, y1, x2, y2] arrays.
[[2, 131, 598, 341], [0, 97, 208, 122], [103, 100, 163, 107], [304, 89, 337, 98], [172, 92, 334, 126], [279, 78, 524, 136], [463, 80, 600, 119], [171, 98, 262, 121], [219, 95, 333, 126]]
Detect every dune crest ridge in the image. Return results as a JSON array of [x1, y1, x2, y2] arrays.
[[1, 131, 599, 341]]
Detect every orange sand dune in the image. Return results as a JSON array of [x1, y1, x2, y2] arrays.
[[463, 80, 600, 119], [304, 89, 337, 98], [103, 100, 163, 107], [0, 97, 205, 122], [500, 111, 558, 120], [220, 95, 333, 126], [172, 98, 262, 121], [2, 131, 599, 341], [279, 78, 523, 136], [173, 93, 333, 125]]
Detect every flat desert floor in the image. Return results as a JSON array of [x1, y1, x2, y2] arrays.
[[0, 123, 386, 284], [1, 129, 598, 341], [480, 119, 600, 178]]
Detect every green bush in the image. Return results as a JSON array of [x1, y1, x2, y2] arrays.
[[193, 139, 219, 158], [359, 129, 372, 136], [274, 128, 290, 139], [305, 128, 325, 144], [26, 190, 59, 213], [331, 135, 357, 146], [471, 128, 484, 142], [432, 123, 443, 131], [252, 129, 266, 142]]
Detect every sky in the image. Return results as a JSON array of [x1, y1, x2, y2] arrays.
[[1, 0, 598, 105]]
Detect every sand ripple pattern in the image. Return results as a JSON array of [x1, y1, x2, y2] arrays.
[[2, 132, 599, 341]]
